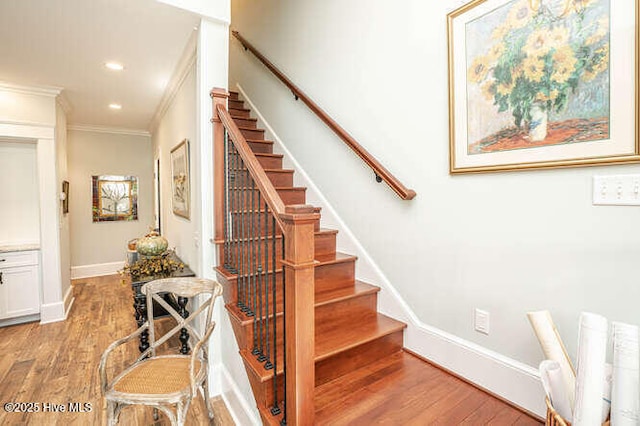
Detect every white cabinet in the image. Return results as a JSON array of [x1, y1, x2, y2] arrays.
[[0, 250, 40, 321]]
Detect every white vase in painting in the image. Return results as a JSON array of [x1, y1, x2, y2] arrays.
[[529, 103, 548, 142]]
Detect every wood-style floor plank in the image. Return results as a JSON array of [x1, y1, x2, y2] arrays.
[[315, 351, 542, 425], [0, 274, 234, 426]]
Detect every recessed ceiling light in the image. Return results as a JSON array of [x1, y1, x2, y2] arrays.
[[109, 103, 122, 110], [105, 62, 124, 71]]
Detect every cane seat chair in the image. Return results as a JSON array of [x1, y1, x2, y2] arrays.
[[99, 277, 222, 425]]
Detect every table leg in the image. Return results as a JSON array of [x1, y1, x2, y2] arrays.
[[177, 296, 190, 354], [134, 294, 149, 354]]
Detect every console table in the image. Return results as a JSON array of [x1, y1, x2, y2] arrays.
[[129, 254, 195, 355]]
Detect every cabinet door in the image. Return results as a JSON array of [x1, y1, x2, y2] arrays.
[[0, 265, 40, 320]]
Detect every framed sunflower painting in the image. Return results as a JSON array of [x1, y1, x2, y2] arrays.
[[447, 0, 640, 173]]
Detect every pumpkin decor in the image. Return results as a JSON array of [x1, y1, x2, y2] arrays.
[[136, 231, 168, 257]]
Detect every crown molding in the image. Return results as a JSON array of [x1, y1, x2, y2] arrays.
[[148, 31, 198, 133], [155, 0, 230, 25], [0, 81, 62, 97], [68, 124, 150, 137], [56, 92, 73, 115]]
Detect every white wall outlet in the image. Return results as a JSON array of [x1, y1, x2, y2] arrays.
[[474, 309, 490, 335], [593, 174, 640, 206]]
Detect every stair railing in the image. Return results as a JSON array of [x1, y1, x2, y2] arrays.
[[212, 88, 317, 425], [232, 30, 416, 201]]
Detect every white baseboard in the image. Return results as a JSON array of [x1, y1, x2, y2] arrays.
[[405, 324, 544, 416], [220, 364, 260, 426], [236, 84, 546, 418], [39, 300, 66, 324], [0, 314, 40, 327], [71, 261, 124, 279]]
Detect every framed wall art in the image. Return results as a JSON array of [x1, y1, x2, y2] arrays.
[[447, 0, 640, 173], [92, 175, 138, 222], [170, 139, 190, 219], [61, 180, 69, 214]]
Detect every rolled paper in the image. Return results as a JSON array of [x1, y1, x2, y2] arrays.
[[573, 312, 608, 426], [602, 363, 612, 424], [540, 360, 573, 421], [528, 310, 576, 408], [611, 322, 639, 426]]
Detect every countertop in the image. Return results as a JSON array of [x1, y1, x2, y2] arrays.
[[0, 244, 40, 253]]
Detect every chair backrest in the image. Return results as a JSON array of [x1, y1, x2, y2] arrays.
[[140, 277, 222, 360]]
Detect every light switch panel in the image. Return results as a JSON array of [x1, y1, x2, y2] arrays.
[[593, 174, 640, 206]]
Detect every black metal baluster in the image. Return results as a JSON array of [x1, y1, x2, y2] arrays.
[[236, 149, 244, 310], [248, 178, 256, 325], [271, 214, 281, 416], [255, 191, 265, 360], [223, 129, 231, 270], [229, 143, 237, 275], [240, 157, 248, 313], [232, 146, 241, 310], [280, 235, 286, 425], [264, 203, 272, 369]]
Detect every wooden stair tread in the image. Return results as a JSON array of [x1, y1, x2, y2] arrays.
[[264, 168, 294, 174], [233, 116, 257, 122], [227, 280, 379, 326], [237, 125, 265, 131], [215, 265, 282, 281], [315, 280, 378, 306], [315, 310, 406, 361], [215, 252, 352, 279], [229, 206, 321, 214], [316, 227, 338, 236], [240, 310, 405, 381], [225, 227, 330, 243], [226, 302, 282, 326], [229, 107, 250, 113], [315, 252, 357, 265]]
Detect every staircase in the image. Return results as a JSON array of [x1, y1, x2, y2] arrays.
[[215, 91, 407, 424]]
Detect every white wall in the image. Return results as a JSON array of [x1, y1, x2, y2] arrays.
[[0, 84, 56, 126], [67, 129, 154, 270], [0, 83, 66, 323], [149, 21, 238, 417], [230, 0, 640, 415], [55, 102, 72, 310], [151, 64, 199, 271], [0, 141, 39, 245]]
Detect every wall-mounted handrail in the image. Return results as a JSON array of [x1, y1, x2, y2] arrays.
[[232, 30, 417, 201]]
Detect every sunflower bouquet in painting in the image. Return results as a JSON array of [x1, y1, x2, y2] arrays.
[[466, 0, 610, 153]]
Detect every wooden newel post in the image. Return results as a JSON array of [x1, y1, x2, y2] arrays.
[[211, 88, 229, 266], [280, 205, 320, 426]]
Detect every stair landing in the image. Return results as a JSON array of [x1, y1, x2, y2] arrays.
[[315, 351, 541, 425]]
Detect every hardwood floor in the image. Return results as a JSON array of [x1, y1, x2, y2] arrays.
[[315, 351, 541, 425], [0, 274, 234, 426], [0, 272, 541, 425]]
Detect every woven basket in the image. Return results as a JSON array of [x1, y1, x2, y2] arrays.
[[545, 398, 610, 426]]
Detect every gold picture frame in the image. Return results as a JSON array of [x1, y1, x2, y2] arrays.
[[170, 139, 190, 219], [447, 0, 640, 173]]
